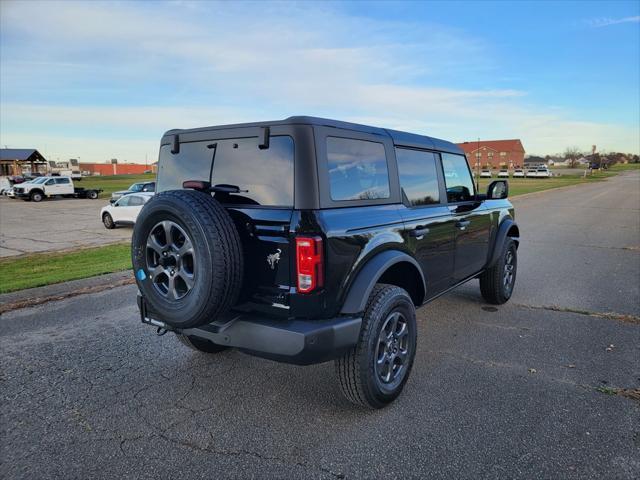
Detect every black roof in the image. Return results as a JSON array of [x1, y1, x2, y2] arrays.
[[0, 148, 47, 162], [164, 116, 463, 155]]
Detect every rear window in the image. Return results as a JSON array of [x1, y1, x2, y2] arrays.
[[157, 136, 294, 206], [326, 137, 390, 201]]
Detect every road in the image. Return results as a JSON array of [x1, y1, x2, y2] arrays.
[[1, 171, 639, 479], [0, 197, 131, 257]]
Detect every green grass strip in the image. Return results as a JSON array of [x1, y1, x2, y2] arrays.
[[0, 243, 132, 294]]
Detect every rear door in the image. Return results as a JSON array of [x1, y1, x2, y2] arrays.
[[395, 147, 455, 298], [156, 127, 296, 314], [440, 153, 492, 281], [54, 177, 73, 194]]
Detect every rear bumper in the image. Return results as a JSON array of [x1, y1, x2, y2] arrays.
[[137, 295, 361, 365]]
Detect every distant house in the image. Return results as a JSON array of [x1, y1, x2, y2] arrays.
[[457, 139, 525, 169], [524, 155, 547, 166], [0, 149, 48, 177]]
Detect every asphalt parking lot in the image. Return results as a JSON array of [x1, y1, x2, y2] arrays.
[[1, 171, 639, 479], [0, 196, 131, 257]]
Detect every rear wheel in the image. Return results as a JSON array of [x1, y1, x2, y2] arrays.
[[335, 284, 417, 409], [479, 238, 517, 304], [176, 334, 228, 353], [87, 190, 98, 199], [103, 213, 115, 229]]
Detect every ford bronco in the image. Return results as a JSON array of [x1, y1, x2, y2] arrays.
[[133, 116, 519, 408]]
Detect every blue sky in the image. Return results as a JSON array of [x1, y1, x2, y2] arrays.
[[1, 0, 638, 162]]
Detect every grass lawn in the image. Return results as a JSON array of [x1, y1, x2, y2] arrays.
[[79, 173, 156, 196], [0, 243, 132, 294], [477, 170, 618, 197], [607, 163, 640, 171]]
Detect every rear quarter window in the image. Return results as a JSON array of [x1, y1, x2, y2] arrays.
[[326, 137, 390, 201]]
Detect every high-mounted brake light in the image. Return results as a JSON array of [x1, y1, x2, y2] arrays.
[[296, 236, 324, 294]]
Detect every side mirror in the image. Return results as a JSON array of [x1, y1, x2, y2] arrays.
[[487, 180, 508, 199]]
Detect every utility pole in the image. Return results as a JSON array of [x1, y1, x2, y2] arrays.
[[476, 137, 481, 193]]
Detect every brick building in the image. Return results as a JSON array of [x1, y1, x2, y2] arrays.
[[457, 139, 525, 169], [79, 162, 155, 176]]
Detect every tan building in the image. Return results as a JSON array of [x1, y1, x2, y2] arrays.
[[457, 139, 525, 169]]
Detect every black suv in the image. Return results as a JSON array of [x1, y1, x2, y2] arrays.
[[133, 116, 519, 408]]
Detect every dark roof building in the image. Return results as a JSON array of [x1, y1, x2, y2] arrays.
[[0, 149, 48, 177]]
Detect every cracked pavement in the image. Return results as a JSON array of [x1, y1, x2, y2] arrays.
[[1, 171, 639, 479]]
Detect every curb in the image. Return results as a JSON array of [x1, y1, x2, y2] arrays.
[[509, 175, 614, 201], [0, 270, 135, 314]]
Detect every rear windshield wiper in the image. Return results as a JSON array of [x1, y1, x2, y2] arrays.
[[182, 181, 248, 193], [211, 183, 248, 194]]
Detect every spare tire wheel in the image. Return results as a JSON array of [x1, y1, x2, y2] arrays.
[[131, 190, 243, 329]]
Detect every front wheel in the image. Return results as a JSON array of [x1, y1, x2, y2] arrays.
[[479, 238, 517, 304], [103, 213, 115, 229], [30, 192, 43, 202], [335, 284, 417, 409]]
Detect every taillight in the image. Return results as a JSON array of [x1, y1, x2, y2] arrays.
[[296, 236, 324, 294]]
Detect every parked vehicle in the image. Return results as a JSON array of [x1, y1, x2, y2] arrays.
[[513, 169, 525, 178], [101, 192, 154, 229], [3, 187, 16, 198], [536, 167, 552, 178], [498, 169, 509, 178], [525, 169, 537, 178], [13, 176, 102, 202], [111, 181, 155, 203], [480, 169, 492, 178], [133, 116, 520, 409]]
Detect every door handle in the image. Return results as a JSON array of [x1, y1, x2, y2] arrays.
[[409, 226, 430, 238], [456, 220, 471, 231]]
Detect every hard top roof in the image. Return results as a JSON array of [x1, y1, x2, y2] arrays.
[[164, 116, 463, 155]]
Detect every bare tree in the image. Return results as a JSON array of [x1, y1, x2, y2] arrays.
[[564, 147, 582, 168]]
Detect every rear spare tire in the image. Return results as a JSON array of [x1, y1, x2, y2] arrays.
[[132, 190, 243, 329]]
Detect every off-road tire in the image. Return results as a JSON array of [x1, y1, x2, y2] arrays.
[[87, 190, 98, 200], [132, 190, 243, 329], [176, 334, 228, 353], [335, 284, 417, 409], [30, 191, 43, 202], [479, 238, 517, 304], [103, 213, 115, 229]]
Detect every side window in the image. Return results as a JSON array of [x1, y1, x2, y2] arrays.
[[395, 148, 440, 206], [441, 153, 475, 203], [45, 179, 55, 185], [55, 178, 70, 184], [116, 196, 130, 207], [128, 195, 144, 206], [326, 137, 390, 201]]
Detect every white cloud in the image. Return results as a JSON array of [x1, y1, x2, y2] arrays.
[[0, 1, 638, 161], [586, 16, 640, 27]]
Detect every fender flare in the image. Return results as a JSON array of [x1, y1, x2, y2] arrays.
[[487, 218, 520, 268], [340, 250, 426, 315]]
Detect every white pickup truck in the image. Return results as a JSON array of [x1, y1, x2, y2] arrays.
[[13, 176, 102, 202]]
